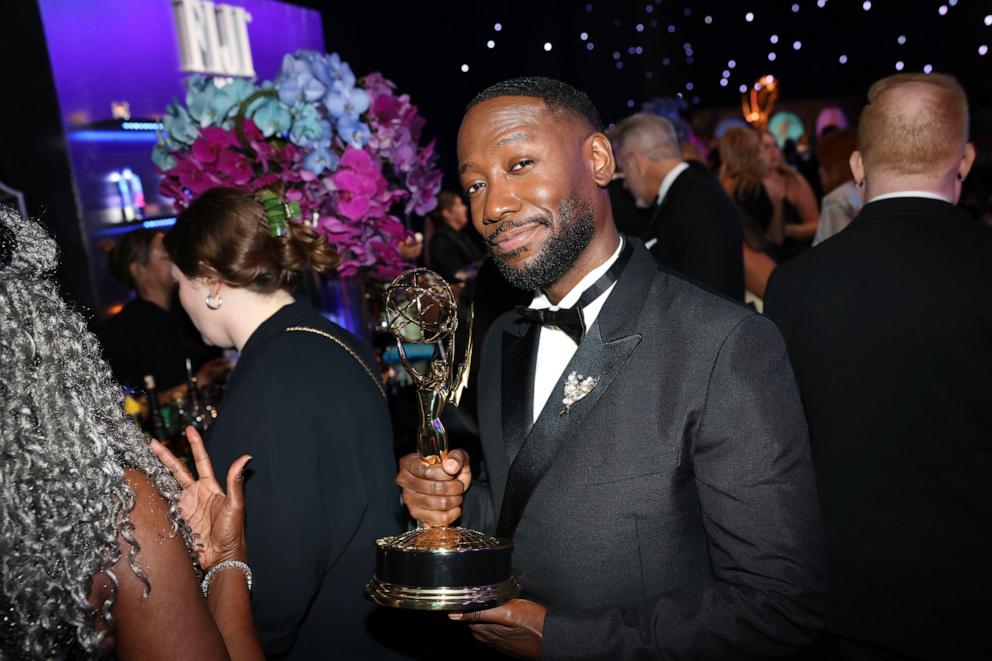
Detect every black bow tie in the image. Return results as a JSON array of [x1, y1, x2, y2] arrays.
[[515, 238, 634, 345], [517, 306, 585, 344]]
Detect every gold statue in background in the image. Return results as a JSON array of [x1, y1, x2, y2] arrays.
[[742, 74, 780, 128]]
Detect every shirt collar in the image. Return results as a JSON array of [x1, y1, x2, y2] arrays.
[[529, 238, 625, 311], [867, 190, 950, 204], [655, 161, 690, 206]]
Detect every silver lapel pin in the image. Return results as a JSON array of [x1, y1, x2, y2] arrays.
[[560, 371, 599, 415]]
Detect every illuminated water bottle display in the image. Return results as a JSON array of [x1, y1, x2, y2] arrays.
[[108, 168, 146, 223]]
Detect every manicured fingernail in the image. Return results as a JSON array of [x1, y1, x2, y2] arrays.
[[449, 613, 462, 620]]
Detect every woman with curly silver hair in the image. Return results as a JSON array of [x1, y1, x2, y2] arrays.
[[0, 206, 261, 659]]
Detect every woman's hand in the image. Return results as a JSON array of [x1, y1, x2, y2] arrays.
[[150, 426, 251, 570]]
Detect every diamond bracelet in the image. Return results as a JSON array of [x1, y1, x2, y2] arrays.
[[200, 560, 253, 598]]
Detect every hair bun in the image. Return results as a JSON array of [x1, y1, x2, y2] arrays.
[[0, 206, 58, 277], [278, 221, 340, 275]]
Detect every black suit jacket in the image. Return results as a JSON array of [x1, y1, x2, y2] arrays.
[[98, 296, 220, 391], [764, 198, 992, 660], [465, 239, 825, 659], [428, 223, 483, 283], [206, 299, 406, 659], [644, 163, 745, 301]]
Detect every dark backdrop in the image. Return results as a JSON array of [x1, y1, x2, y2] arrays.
[[315, 0, 992, 189]]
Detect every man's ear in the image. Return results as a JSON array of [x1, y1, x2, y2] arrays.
[[128, 261, 143, 286], [849, 150, 865, 187], [959, 143, 976, 181], [588, 132, 616, 187]]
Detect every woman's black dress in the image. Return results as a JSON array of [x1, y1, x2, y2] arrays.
[[204, 298, 406, 659]]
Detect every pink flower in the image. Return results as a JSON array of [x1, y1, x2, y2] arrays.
[[330, 147, 388, 221], [172, 156, 221, 197], [404, 139, 442, 215], [217, 149, 254, 186], [362, 72, 395, 100], [191, 126, 235, 164]]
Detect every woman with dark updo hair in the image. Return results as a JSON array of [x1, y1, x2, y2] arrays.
[[163, 187, 404, 659]]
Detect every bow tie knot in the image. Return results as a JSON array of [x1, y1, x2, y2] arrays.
[[514, 237, 635, 345], [516, 305, 585, 345]]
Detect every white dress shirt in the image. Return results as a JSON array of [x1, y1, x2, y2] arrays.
[[812, 180, 862, 246], [644, 162, 690, 250], [529, 239, 624, 423], [867, 190, 950, 204]]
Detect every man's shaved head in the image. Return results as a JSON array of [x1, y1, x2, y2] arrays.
[[858, 73, 969, 178]]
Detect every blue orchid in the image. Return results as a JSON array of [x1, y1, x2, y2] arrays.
[[211, 78, 258, 128], [162, 101, 200, 147], [302, 143, 339, 175], [275, 52, 327, 106], [336, 116, 371, 148], [184, 76, 223, 127], [247, 95, 293, 137], [182, 76, 258, 129], [151, 139, 177, 170], [304, 51, 355, 89], [289, 103, 330, 147], [325, 53, 356, 89], [324, 84, 370, 120]]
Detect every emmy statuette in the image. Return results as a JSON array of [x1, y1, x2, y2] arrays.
[[364, 269, 521, 611]]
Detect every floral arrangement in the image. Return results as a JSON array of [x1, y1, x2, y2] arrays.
[[152, 50, 442, 278]]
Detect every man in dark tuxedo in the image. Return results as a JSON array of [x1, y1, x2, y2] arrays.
[[612, 113, 745, 301], [764, 73, 992, 660], [396, 76, 825, 659]]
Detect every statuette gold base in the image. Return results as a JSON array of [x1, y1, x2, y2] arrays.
[[364, 527, 521, 612]]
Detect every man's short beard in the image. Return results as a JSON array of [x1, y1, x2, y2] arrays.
[[487, 192, 596, 291]]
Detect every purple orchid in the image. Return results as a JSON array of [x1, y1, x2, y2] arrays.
[[216, 149, 254, 186], [190, 126, 235, 165]]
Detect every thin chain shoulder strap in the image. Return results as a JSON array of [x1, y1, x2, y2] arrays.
[[285, 326, 387, 400]]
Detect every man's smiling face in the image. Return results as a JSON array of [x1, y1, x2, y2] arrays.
[[456, 96, 597, 291]]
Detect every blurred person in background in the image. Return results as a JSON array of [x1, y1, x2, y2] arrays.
[[718, 127, 780, 300], [426, 190, 484, 284], [761, 130, 820, 257], [813, 129, 861, 246], [98, 228, 226, 394], [612, 112, 744, 301]]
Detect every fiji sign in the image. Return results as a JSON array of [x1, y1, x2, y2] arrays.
[[173, 0, 255, 77]]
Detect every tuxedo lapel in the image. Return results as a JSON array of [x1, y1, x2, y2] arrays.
[[502, 323, 539, 464], [496, 303, 646, 538], [642, 199, 666, 245]]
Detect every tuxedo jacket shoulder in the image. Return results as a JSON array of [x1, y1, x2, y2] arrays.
[[646, 164, 745, 300], [471, 240, 825, 659], [764, 197, 992, 658]]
